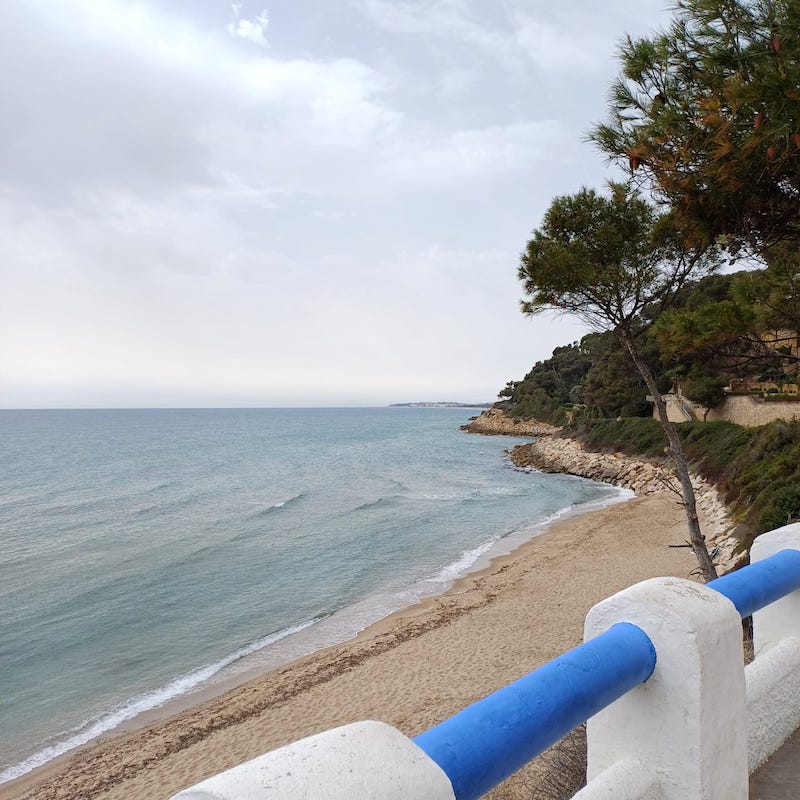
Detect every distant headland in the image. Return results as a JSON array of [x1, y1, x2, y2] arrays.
[[389, 401, 493, 408]]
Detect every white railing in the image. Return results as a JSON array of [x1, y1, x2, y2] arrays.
[[170, 524, 800, 800]]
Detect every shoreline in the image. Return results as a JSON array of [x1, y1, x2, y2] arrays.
[[0, 477, 631, 796], [508, 433, 743, 573], [1, 488, 702, 800], [2, 412, 735, 800], [463, 407, 743, 573]]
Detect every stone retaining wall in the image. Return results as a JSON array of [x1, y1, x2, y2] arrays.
[[660, 392, 800, 427], [510, 436, 743, 574]]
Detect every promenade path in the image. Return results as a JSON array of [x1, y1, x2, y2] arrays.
[[750, 728, 800, 799]]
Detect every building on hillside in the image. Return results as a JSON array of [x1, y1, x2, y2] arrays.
[[649, 382, 800, 427], [648, 326, 800, 426]]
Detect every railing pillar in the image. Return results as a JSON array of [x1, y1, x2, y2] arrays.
[[168, 721, 455, 800], [746, 526, 800, 770], [584, 577, 747, 800], [750, 523, 800, 654]]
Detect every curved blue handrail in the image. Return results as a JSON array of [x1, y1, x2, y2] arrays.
[[413, 621, 655, 800], [708, 549, 800, 618], [413, 549, 800, 800]]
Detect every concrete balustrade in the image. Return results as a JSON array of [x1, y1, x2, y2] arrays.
[[170, 525, 800, 800], [746, 523, 800, 772], [170, 721, 454, 800]]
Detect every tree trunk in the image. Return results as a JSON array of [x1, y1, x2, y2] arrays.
[[622, 334, 719, 581]]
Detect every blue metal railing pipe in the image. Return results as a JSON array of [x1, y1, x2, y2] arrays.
[[413, 621, 656, 800], [708, 549, 800, 618]]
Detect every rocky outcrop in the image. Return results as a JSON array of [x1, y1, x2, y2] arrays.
[[510, 436, 744, 574], [461, 408, 559, 437]]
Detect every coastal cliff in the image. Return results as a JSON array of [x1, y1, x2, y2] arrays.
[[464, 409, 743, 573]]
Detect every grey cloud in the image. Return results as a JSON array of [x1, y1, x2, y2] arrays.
[[1, 0, 675, 407], [0, 1, 398, 206], [375, 120, 564, 185], [228, 5, 270, 47]]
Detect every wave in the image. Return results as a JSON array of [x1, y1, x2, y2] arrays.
[[131, 494, 198, 518], [516, 484, 633, 531], [42, 496, 109, 516], [0, 617, 320, 786], [249, 492, 307, 519], [418, 491, 464, 501], [352, 495, 403, 512], [142, 480, 179, 494], [431, 536, 502, 584], [422, 486, 634, 591]]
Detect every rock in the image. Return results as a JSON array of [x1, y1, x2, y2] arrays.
[[508, 435, 741, 575], [460, 408, 559, 438]]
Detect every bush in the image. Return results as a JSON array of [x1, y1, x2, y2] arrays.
[[569, 417, 667, 457], [566, 417, 800, 552]]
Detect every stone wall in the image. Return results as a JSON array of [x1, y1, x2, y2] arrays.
[[659, 392, 800, 427], [706, 395, 800, 427], [510, 436, 743, 573]]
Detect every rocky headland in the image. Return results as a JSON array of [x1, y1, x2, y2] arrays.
[[460, 407, 559, 437], [464, 409, 744, 573]]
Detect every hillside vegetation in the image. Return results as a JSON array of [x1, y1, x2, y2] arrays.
[[498, 264, 800, 548], [498, 268, 800, 425], [565, 417, 800, 549], [501, 0, 800, 566]]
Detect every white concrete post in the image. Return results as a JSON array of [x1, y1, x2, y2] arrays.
[[745, 524, 800, 770], [168, 721, 455, 800], [584, 577, 747, 800], [750, 523, 800, 655]]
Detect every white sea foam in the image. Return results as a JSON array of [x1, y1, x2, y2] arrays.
[[0, 408, 639, 787], [432, 536, 501, 584], [419, 482, 634, 594], [0, 618, 318, 785]]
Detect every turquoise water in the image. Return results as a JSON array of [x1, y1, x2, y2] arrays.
[[0, 407, 622, 782]]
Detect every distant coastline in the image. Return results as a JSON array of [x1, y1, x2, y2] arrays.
[[389, 401, 493, 408]]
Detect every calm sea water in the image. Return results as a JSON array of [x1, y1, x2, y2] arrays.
[[0, 407, 623, 782]]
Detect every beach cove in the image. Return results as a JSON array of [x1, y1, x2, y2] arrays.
[[0, 411, 720, 799], [0, 408, 622, 791]]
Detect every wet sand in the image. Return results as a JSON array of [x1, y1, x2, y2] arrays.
[[0, 492, 700, 800]]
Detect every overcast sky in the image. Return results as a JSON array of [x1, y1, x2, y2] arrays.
[[0, 0, 673, 408]]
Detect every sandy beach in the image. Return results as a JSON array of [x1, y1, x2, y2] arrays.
[[0, 490, 703, 800]]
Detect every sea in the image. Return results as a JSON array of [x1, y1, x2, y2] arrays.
[[0, 407, 628, 783]]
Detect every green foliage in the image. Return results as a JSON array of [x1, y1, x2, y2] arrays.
[[737, 243, 800, 338], [680, 365, 728, 411], [726, 422, 800, 538], [518, 186, 719, 331], [582, 338, 652, 417], [678, 421, 754, 483], [592, 0, 800, 252], [503, 261, 800, 423], [570, 417, 669, 456], [499, 339, 597, 423], [519, 187, 660, 328], [757, 485, 800, 531], [500, 331, 659, 422], [654, 255, 800, 383]]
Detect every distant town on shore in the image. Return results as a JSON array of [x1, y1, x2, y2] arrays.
[[389, 402, 493, 408]]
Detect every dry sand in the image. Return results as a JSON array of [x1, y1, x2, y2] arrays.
[[1, 492, 701, 800]]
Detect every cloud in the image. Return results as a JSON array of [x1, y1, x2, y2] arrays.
[[227, 5, 269, 47], [511, 16, 599, 73], [356, 0, 519, 69], [376, 120, 563, 184], [0, 0, 674, 407], [0, 0, 399, 205], [354, 0, 669, 77]]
